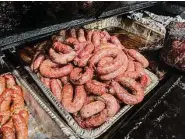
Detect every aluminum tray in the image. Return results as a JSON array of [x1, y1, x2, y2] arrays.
[[7, 69, 79, 139], [24, 66, 159, 139]]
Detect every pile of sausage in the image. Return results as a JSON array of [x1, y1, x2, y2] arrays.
[[29, 28, 151, 129], [0, 74, 28, 139]]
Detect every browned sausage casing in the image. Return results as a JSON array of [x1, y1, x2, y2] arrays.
[[61, 84, 86, 113], [39, 59, 73, 78]]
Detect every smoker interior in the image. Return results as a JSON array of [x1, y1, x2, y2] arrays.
[[1, 2, 185, 139]]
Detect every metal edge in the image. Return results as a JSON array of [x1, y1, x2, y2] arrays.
[[24, 65, 159, 139], [12, 69, 80, 139], [0, 18, 96, 50], [98, 2, 160, 19]]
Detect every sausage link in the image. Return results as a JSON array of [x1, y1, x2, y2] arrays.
[[0, 89, 13, 112], [39, 59, 73, 78], [73, 54, 92, 67], [11, 86, 25, 113], [100, 64, 128, 80], [24, 47, 35, 56], [101, 93, 120, 117], [31, 53, 45, 72], [92, 31, 101, 48], [12, 114, 28, 139], [86, 30, 93, 42], [112, 76, 144, 105], [126, 60, 135, 72], [0, 76, 6, 94], [69, 29, 77, 38], [97, 52, 127, 75], [85, 80, 107, 95], [40, 77, 51, 89], [78, 43, 94, 58], [53, 42, 73, 54], [97, 57, 113, 67], [110, 36, 125, 49], [1, 126, 15, 139], [50, 79, 63, 102], [49, 48, 75, 65], [127, 49, 149, 68], [59, 29, 66, 38], [61, 84, 86, 113], [89, 48, 120, 68], [70, 67, 93, 85], [18, 109, 29, 126], [60, 76, 69, 85], [65, 37, 79, 45], [4, 74, 16, 88], [80, 101, 105, 118], [0, 111, 11, 126], [78, 29, 86, 42], [19, 49, 32, 64], [84, 109, 107, 128]]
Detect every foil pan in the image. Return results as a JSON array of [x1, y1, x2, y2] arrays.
[[11, 70, 79, 139], [24, 66, 159, 139]]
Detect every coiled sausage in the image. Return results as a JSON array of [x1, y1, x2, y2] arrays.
[[80, 101, 105, 118], [12, 114, 28, 139], [39, 59, 73, 78], [50, 79, 63, 102], [31, 53, 45, 72], [49, 48, 75, 65], [4, 74, 16, 88], [70, 67, 93, 85], [78, 29, 86, 42], [53, 42, 73, 54], [127, 49, 149, 68], [61, 84, 86, 113], [85, 80, 107, 95], [97, 52, 127, 75], [89, 48, 120, 68], [101, 93, 120, 117], [0, 76, 6, 94], [112, 76, 144, 105]]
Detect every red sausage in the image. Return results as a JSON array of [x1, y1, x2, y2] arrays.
[[60, 76, 69, 85], [65, 37, 79, 45], [73, 54, 92, 67], [39, 59, 73, 78], [53, 42, 73, 54], [0, 89, 13, 112], [50, 79, 63, 102], [126, 60, 135, 72], [49, 48, 75, 65], [85, 80, 107, 95], [84, 109, 108, 128], [101, 93, 120, 117], [127, 49, 149, 68], [78, 29, 86, 42], [92, 31, 101, 48], [40, 77, 51, 89], [1, 126, 15, 139], [97, 52, 128, 75], [97, 57, 113, 67], [31, 53, 45, 72], [12, 114, 28, 139], [89, 48, 120, 68], [0, 111, 11, 126], [61, 84, 86, 113], [80, 101, 105, 118], [4, 74, 16, 88], [70, 67, 93, 85], [11, 86, 25, 112], [0, 76, 6, 94], [69, 29, 77, 38], [110, 36, 125, 49], [78, 43, 94, 58], [112, 76, 144, 105], [100, 64, 128, 80], [86, 30, 94, 42]]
